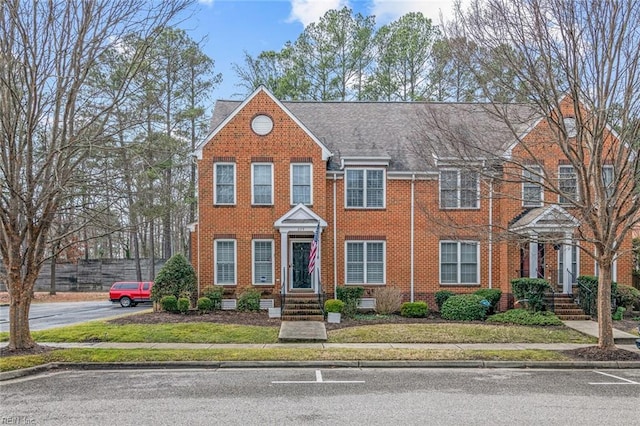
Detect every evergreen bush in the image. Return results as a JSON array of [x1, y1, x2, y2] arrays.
[[237, 290, 261, 312], [336, 286, 364, 318], [441, 294, 488, 321], [473, 288, 502, 314], [201, 285, 223, 311], [160, 295, 178, 313], [197, 297, 213, 313], [511, 278, 552, 312], [177, 297, 190, 314], [400, 301, 429, 318], [435, 290, 455, 311], [324, 299, 344, 313], [151, 253, 197, 303]]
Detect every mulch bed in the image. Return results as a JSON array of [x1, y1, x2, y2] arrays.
[[563, 346, 640, 361]]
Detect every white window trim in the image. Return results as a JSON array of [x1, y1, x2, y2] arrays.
[[594, 257, 618, 282], [344, 168, 386, 209], [522, 166, 544, 207], [214, 239, 237, 286], [439, 169, 480, 210], [439, 240, 480, 285], [251, 162, 274, 205], [252, 239, 275, 285], [290, 163, 313, 206], [558, 165, 578, 204], [559, 242, 580, 285], [344, 240, 386, 285], [213, 162, 236, 205], [602, 164, 614, 198]]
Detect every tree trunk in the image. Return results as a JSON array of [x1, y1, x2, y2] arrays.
[[7, 263, 37, 351], [50, 251, 57, 295], [596, 262, 615, 349]]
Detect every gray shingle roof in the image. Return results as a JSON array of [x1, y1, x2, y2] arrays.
[[209, 99, 539, 172]]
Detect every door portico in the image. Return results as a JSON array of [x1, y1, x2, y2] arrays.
[[275, 204, 327, 294]]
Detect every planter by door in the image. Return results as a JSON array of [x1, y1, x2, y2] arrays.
[[327, 312, 341, 323]]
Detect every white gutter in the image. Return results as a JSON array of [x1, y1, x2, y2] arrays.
[[410, 174, 415, 302], [488, 179, 493, 289], [333, 173, 338, 298]]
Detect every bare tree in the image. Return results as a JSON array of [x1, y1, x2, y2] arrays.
[[0, 0, 191, 352], [424, 0, 640, 349]]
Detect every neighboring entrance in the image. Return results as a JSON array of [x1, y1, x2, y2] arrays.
[[290, 240, 312, 290]]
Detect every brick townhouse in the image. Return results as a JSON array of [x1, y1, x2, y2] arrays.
[[189, 86, 633, 310]]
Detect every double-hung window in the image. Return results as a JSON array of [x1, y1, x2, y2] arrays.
[[522, 166, 543, 207], [252, 240, 274, 285], [440, 241, 479, 284], [214, 163, 235, 205], [440, 169, 479, 209], [291, 164, 312, 205], [252, 163, 273, 205], [345, 241, 385, 284], [602, 165, 614, 199], [215, 240, 236, 285], [558, 165, 577, 204], [346, 169, 385, 208]]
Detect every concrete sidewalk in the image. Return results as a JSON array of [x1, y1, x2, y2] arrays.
[[562, 320, 639, 345]]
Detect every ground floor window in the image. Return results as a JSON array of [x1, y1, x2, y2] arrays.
[[345, 241, 385, 284], [215, 240, 236, 285], [558, 243, 578, 285], [440, 241, 479, 284], [253, 240, 274, 284]]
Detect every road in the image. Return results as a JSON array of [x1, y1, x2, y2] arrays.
[[0, 301, 150, 332], [1, 368, 638, 425]]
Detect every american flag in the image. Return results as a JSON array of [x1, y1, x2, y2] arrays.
[[308, 223, 320, 275]]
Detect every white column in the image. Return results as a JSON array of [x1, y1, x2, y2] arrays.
[[529, 236, 538, 279], [280, 230, 288, 294], [562, 233, 572, 294]]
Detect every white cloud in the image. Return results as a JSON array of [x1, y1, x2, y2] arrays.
[[198, 0, 214, 6], [370, 0, 461, 26], [288, 0, 350, 27]]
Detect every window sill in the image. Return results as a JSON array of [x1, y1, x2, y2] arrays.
[[251, 204, 274, 208], [345, 282, 385, 286], [439, 283, 480, 286]]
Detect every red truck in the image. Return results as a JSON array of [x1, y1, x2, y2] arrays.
[[109, 281, 153, 307]]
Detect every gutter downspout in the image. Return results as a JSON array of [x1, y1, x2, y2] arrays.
[[488, 178, 493, 289], [333, 173, 338, 298], [410, 174, 415, 302]]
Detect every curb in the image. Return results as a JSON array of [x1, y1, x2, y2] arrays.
[[3, 360, 640, 381]]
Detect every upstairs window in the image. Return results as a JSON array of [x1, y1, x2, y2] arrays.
[[440, 169, 479, 209], [346, 169, 385, 208], [558, 165, 577, 204], [291, 164, 312, 205], [214, 163, 235, 205], [602, 165, 614, 198], [252, 163, 273, 205], [523, 166, 543, 207]]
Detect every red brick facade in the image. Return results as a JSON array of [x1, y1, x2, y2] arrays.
[[190, 88, 634, 310]]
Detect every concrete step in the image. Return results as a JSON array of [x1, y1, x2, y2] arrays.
[[281, 315, 325, 322], [557, 314, 592, 321]]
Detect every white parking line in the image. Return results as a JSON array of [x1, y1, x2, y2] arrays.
[[589, 370, 640, 385], [272, 370, 365, 384]]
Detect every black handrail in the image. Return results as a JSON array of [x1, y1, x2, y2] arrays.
[[576, 280, 595, 316]]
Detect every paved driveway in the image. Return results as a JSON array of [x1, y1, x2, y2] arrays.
[[0, 301, 150, 332]]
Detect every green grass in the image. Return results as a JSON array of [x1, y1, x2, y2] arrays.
[[0, 347, 570, 372], [327, 323, 595, 344], [0, 322, 280, 344]]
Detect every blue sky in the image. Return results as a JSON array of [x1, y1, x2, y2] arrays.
[[180, 0, 457, 105]]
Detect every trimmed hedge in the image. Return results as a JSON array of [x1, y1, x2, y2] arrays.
[[160, 295, 178, 313], [201, 285, 223, 311], [336, 286, 364, 318], [197, 297, 213, 313], [400, 301, 429, 318], [615, 284, 640, 311], [441, 294, 488, 321], [487, 309, 562, 326], [237, 290, 261, 312], [435, 290, 455, 311], [576, 275, 618, 316], [324, 299, 344, 313], [473, 289, 502, 314], [511, 278, 552, 312]]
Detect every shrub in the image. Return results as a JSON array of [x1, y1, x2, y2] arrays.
[[151, 253, 197, 302], [400, 301, 429, 318], [487, 309, 563, 326], [201, 285, 223, 311], [612, 306, 626, 321], [324, 299, 344, 313], [336, 286, 364, 318], [511, 278, 552, 312], [374, 287, 403, 315], [177, 297, 190, 314], [576, 275, 618, 316], [197, 297, 213, 313], [435, 290, 455, 311], [473, 289, 502, 314], [614, 284, 640, 311], [160, 295, 178, 313], [237, 290, 261, 312], [441, 294, 488, 321]]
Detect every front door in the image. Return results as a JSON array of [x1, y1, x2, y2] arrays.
[[290, 241, 312, 290]]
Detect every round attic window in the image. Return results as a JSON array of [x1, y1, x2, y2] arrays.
[[251, 114, 273, 136]]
